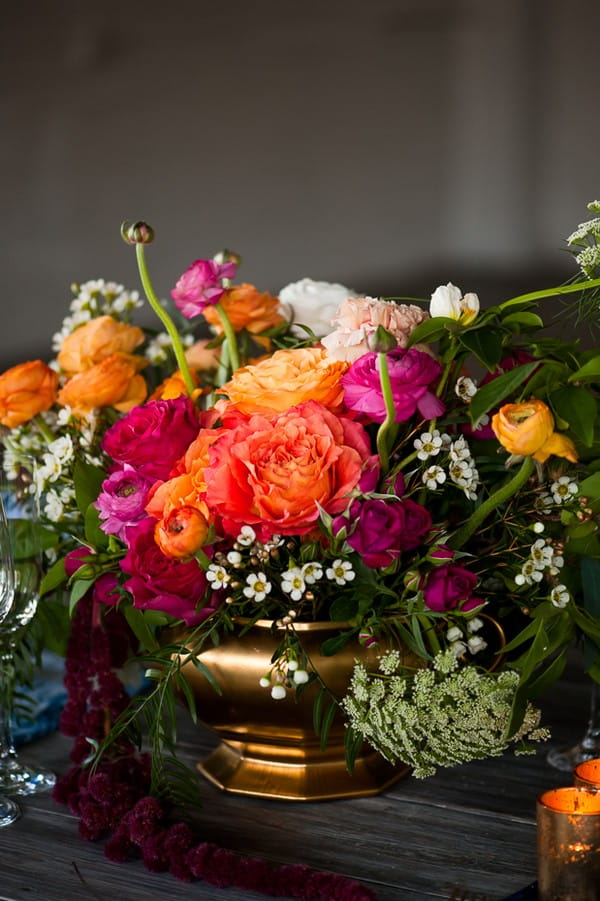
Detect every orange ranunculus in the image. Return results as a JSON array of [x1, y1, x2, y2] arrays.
[[148, 371, 206, 403], [155, 506, 210, 560], [57, 352, 147, 414], [204, 400, 373, 538], [0, 360, 58, 427], [218, 347, 348, 415], [203, 283, 285, 335], [57, 315, 145, 375], [185, 339, 221, 372], [491, 399, 578, 463]]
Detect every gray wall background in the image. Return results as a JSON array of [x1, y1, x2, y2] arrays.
[[1, 0, 599, 368]]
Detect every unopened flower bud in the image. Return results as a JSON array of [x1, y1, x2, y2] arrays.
[[403, 570, 420, 591], [259, 676, 271, 688], [287, 659, 299, 671], [271, 684, 287, 700], [367, 325, 398, 353], [213, 248, 242, 267], [120, 220, 154, 245], [293, 669, 309, 685]]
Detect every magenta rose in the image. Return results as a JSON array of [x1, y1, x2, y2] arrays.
[[171, 258, 237, 318], [95, 464, 153, 541], [101, 395, 201, 480], [342, 347, 445, 423], [93, 572, 121, 607], [335, 496, 431, 568], [422, 563, 483, 612], [121, 518, 219, 626]]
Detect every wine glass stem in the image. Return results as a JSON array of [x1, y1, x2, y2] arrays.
[[582, 681, 600, 752], [0, 650, 18, 765]]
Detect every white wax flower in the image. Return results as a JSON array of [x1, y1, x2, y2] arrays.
[[278, 277, 357, 337]]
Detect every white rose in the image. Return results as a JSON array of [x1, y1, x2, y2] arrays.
[[430, 282, 480, 323], [278, 278, 357, 337]]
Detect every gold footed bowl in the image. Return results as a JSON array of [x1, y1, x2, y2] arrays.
[[174, 619, 411, 801]]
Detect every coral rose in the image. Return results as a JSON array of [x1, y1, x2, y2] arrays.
[[321, 297, 429, 363], [0, 360, 58, 427], [218, 347, 348, 415], [101, 395, 202, 481], [491, 399, 578, 464], [57, 353, 147, 414], [57, 315, 145, 375], [204, 400, 373, 538], [204, 283, 285, 335]]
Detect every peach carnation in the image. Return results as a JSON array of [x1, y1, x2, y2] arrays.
[[321, 297, 429, 363]]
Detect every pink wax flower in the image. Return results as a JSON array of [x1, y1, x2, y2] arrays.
[[342, 347, 445, 423], [171, 259, 237, 318], [422, 563, 483, 613], [101, 395, 201, 481], [121, 518, 218, 626], [334, 496, 431, 568], [95, 464, 153, 542]]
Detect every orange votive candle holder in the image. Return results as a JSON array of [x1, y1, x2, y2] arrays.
[[574, 758, 600, 792], [537, 786, 600, 901]]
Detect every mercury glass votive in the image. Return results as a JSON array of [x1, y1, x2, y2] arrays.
[[537, 786, 600, 900], [574, 758, 600, 792]]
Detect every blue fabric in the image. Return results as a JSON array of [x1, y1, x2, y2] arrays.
[[12, 651, 67, 748]]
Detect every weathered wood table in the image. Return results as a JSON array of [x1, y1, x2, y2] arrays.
[[0, 668, 591, 901]]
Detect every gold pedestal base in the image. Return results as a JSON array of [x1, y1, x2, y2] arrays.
[[197, 739, 408, 801]]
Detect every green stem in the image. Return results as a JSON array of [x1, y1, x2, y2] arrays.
[[214, 302, 240, 375], [135, 244, 195, 396], [33, 414, 56, 444], [376, 352, 397, 474], [500, 277, 600, 309], [449, 456, 535, 550]]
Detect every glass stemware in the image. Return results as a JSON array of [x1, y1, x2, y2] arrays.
[[0, 490, 19, 825], [0, 461, 55, 795]]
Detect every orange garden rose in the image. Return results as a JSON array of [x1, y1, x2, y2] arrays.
[[203, 283, 284, 334], [154, 506, 210, 559], [57, 315, 145, 375], [491, 399, 578, 463], [0, 360, 58, 427], [218, 347, 348, 415], [57, 352, 147, 414], [203, 400, 374, 537]]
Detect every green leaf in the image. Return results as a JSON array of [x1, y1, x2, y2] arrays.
[[329, 595, 360, 623], [502, 311, 544, 329], [123, 606, 161, 652], [39, 557, 67, 596], [313, 685, 326, 735], [524, 650, 568, 699], [344, 725, 364, 774], [579, 472, 600, 502], [550, 386, 596, 447], [459, 329, 503, 370], [69, 577, 95, 614], [568, 355, 600, 383], [188, 656, 223, 695], [407, 317, 455, 346], [469, 362, 539, 424], [73, 459, 105, 516], [320, 629, 355, 657], [35, 598, 71, 656], [319, 700, 338, 752], [84, 504, 108, 549]]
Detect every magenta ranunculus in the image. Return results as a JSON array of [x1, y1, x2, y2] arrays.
[[171, 259, 237, 318], [121, 518, 219, 626], [342, 347, 445, 423], [335, 496, 431, 568], [422, 563, 483, 613], [101, 395, 201, 480], [95, 464, 153, 541]]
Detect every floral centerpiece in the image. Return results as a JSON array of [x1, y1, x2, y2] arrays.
[[0, 205, 599, 800]]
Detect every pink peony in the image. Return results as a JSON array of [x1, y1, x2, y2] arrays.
[[321, 297, 429, 363], [342, 347, 445, 423], [171, 259, 237, 318], [121, 519, 219, 626], [101, 395, 201, 481], [422, 563, 483, 613], [95, 464, 153, 541]]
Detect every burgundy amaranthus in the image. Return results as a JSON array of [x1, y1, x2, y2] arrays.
[[53, 593, 377, 901]]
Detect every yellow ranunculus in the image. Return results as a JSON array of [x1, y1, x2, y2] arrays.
[[491, 399, 578, 463]]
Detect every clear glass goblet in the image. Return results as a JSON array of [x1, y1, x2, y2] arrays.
[[0, 462, 55, 795], [0, 490, 19, 824]]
